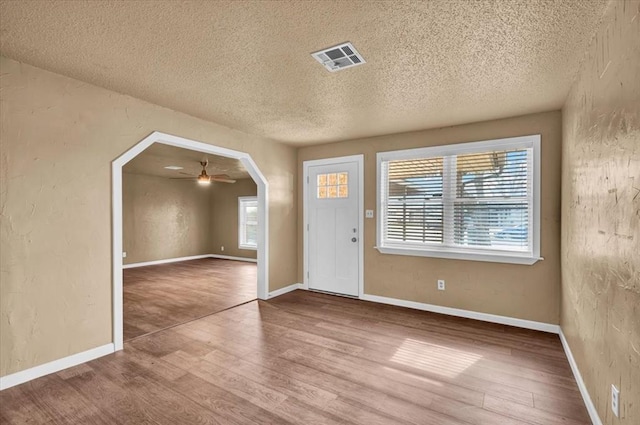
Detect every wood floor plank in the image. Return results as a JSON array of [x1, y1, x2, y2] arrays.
[[484, 394, 590, 425], [13, 375, 114, 425], [532, 393, 592, 422], [202, 349, 339, 408], [1, 285, 590, 425], [254, 341, 479, 425], [119, 374, 229, 425], [0, 383, 58, 424], [280, 348, 525, 425], [274, 398, 354, 425], [162, 350, 290, 412], [171, 372, 294, 425], [324, 396, 419, 425], [292, 296, 565, 358], [232, 347, 464, 425], [63, 368, 162, 425]]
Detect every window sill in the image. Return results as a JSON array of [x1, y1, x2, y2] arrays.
[[239, 245, 257, 251], [375, 246, 542, 265]]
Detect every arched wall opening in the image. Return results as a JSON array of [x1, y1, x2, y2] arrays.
[[111, 131, 269, 350]]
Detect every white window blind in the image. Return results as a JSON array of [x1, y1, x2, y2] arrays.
[[238, 197, 258, 250], [377, 135, 540, 265]]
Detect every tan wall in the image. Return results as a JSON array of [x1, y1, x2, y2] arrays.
[[122, 174, 258, 264], [122, 173, 212, 264], [210, 178, 258, 259], [560, 1, 640, 424], [0, 57, 297, 376], [298, 111, 562, 324]]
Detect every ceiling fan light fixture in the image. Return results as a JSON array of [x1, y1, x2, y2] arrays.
[[197, 175, 211, 185]]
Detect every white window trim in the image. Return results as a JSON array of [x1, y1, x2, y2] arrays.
[[238, 196, 258, 250], [376, 135, 542, 265]]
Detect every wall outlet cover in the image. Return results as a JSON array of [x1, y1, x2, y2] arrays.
[[611, 384, 620, 417], [437, 279, 445, 290], [366, 210, 374, 218]]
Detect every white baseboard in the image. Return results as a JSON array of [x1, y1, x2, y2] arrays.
[[0, 343, 115, 391], [559, 329, 602, 425], [208, 254, 257, 263], [268, 283, 302, 299], [360, 293, 560, 334], [123, 254, 257, 269], [123, 254, 212, 269]]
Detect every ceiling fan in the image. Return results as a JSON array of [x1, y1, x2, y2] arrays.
[[171, 161, 236, 185]]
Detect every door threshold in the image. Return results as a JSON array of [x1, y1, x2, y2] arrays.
[[124, 298, 257, 344], [307, 289, 359, 299]]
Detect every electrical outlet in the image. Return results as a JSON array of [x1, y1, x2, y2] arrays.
[[366, 210, 374, 218], [221, 246, 225, 252], [611, 384, 620, 417], [122, 252, 127, 258], [437, 279, 445, 290]]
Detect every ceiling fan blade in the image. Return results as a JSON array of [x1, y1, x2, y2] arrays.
[[169, 163, 233, 183], [210, 177, 236, 183]]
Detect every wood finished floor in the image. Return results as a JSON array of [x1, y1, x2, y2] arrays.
[[123, 258, 257, 340], [0, 290, 590, 425]]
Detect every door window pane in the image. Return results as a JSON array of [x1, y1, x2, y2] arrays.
[[316, 172, 349, 199]]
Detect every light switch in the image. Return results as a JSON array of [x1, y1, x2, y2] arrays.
[[365, 210, 374, 218]]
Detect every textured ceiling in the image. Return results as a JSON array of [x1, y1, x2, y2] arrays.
[[0, 0, 608, 145], [124, 143, 250, 180]]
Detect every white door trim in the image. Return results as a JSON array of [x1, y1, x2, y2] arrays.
[[112, 131, 269, 351], [303, 155, 364, 298]]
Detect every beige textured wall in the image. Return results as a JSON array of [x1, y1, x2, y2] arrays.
[[298, 111, 562, 324], [561, 1, 640, 424], [122, 173, 212, 264], [0, 57, 297, 376], [210, 178, 258, 259]]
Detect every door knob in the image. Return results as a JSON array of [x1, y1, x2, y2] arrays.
[[351, 237, 357, 242]]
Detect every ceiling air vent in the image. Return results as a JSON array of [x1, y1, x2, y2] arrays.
[[311, 42, 366, 72]]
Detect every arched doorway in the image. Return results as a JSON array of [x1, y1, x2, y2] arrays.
[[111, 131, 269, 350]]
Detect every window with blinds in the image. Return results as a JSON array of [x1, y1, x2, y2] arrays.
[[238, 196, 258, 250], [377, 135, 541, 265]]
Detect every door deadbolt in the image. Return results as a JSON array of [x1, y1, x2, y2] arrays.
[[351, 237, 357, 242]]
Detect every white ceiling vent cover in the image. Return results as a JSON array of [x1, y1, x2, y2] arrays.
[[311, 42, 366, 72]]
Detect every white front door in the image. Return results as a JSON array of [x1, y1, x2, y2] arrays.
[[306, 158, 361, 297]]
